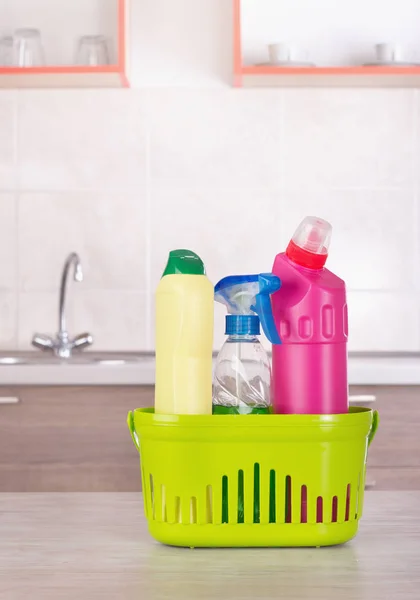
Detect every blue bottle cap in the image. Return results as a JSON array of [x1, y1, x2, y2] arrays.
[[225, 315, 260, 336]]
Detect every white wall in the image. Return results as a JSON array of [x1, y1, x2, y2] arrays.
[[0, 0, 417, 353]]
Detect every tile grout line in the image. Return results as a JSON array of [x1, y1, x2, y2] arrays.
[[13, 90, 20, 349], [145, 130, 152, 350], [278, 89, 287, 247], [412, 89, 420, 350], [0, 186, 414, 194]]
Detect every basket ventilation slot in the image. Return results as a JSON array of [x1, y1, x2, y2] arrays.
[[147, 470, 360, 525]]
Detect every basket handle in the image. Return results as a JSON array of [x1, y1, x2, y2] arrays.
[[127, 411, 140, 453], [368, 410, 379, 447]]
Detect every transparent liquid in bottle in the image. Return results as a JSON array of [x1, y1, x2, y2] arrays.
[[213, 335, 272, 410]]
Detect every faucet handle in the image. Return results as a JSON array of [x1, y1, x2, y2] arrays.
[[71, 333, 93, 352], [32, 334, 56, 352]]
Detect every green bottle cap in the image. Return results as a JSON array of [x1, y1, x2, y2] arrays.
[[162, 249, 206, 276]]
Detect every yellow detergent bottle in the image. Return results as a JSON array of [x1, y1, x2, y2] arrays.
[[155, 249, 214, 415]]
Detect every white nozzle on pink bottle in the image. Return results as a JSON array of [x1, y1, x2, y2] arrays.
[[286, 216, 332, 269]]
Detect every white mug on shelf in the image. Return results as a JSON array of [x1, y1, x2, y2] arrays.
[[375, 42, 404, 64], [268, 42, 300, 64]]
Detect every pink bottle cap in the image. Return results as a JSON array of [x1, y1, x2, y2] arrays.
[[286, 216, 332, 269]]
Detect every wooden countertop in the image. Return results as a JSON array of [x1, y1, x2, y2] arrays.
[[1, 492, 419, 599]]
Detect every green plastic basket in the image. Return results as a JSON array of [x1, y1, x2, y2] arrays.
[[127, 407, 379, 548]]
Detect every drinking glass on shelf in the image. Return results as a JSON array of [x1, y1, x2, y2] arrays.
[[0, 36, 13, 66], [13, 28, 45, 67], [76, 35, 110, 66]]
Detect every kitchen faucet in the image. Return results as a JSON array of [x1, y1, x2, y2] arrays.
[[32, 252, 93, 358]]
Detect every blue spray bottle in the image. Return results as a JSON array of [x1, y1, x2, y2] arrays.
[[213, 273, 282, 415]]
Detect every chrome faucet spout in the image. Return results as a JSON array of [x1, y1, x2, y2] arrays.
[[59, 252, 83, 337]]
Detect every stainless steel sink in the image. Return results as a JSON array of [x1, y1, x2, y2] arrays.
[[0, 352, 151, 366], [0, 357, 27, 365]]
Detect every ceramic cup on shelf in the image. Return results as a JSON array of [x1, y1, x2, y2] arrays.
[[268, 42, 294, 64], [375, 42, 404, 63], [267, 42, 312, 66], [76, 35, 110, 66], [13, 28, 45, 67]]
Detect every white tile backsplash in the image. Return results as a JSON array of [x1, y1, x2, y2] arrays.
[[18, 193, 147, 292], [18, 292, 57, 350], [0, 83, 419, 352], [17, 90, 148, 191], [149, 89, 283, 189], [0, 293, 17, 349], [72, 291, 148, 351], [0, 194, 17, 292], [347, 292, 419, 352], [283, 89, 416, 190], [0, 92, 16, 190]]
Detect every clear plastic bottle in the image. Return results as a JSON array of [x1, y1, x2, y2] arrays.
[[213, 333, 272, 413], [212, 274, 282, 415]]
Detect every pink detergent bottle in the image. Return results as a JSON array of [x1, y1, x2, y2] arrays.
[[271, 216, 348, 414]]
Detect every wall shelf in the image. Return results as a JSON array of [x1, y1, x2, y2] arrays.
[[233, 0, 420, 88], [239, 65, 420, 88], [0, 66, 128, 89], [0, 0, 129, 88]]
